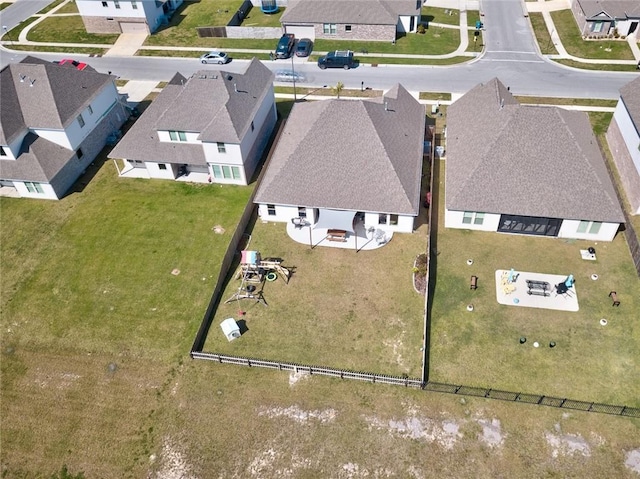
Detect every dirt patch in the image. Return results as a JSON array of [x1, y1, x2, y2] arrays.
[[152, 438, 195, 479], [365, 415, 462, 449], [289, 370, 310, 386], [476, 418, 504, 448], [545, 426, 591, 458], [257, 405, 337, 424], [625, 449, 640, 474]]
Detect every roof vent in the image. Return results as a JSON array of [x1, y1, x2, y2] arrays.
[[19, 74, 26, 82], [500, 98, 505, 110], [29, 79, 36, 87], [226, 74, 233, 81], [384, 101, 388, 111], [212, 74, 218, 79], [234, 82, 238, 93]]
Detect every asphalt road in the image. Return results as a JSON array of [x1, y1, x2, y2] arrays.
[[0, 0, 638, 98]]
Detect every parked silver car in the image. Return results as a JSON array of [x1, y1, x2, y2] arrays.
[[200, 51, 230, 64]]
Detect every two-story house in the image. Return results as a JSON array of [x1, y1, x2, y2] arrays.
[[0, 56, 129, 200], [109, 58, 276, 185], [77, 0, 183, 34]]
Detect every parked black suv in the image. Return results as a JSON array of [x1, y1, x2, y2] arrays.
[[317, 50, 355, 70], [275, 34, 295, 59]]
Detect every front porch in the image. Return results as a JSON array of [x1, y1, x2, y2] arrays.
[[285, 217, 393, 251]]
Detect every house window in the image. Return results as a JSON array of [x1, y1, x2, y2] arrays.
[[0, 146, 6, 157], [298, 207, 307, 218], [576, 220, 602, 234], [87, 104, 93, 115], [77, 114, 85, 128], [131, 0, 138, 9], [25, 182, 44, 194], [345, 25, 352, 32], [378, 213, 387, 225], [217, 142, 226, 153], [593, 22, 603, 33], [159, 163, 167, 170], [114, 0, 120, 9], [389, 214, 398, 225], [211, 165, 241, 180], [76, 148, 83, 159], [251, 121, 254, 132], [323, 23, 337, 35], [462, 211, 484, 225], [267, 204, 276, 216], [169, 130, 187, 142], [102, 1, 107, 6]]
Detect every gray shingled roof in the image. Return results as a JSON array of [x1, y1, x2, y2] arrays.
[[576, 0, 640, 18], [110, 58, 274, 164], [0, 57, 112, 144], [0, 133, 75, 182], [446, 78, 624, 223], [619, 76, 640, 132], [281, 0, 419, 25], [254, 84, 425, 215]]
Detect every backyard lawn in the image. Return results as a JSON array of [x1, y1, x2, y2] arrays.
[[27, 15, 119, 44], [204, 213, 429, 377], [428, 159, 640, 406]]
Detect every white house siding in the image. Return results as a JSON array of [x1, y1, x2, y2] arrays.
[[157, 130, 201, 143], [237, 95, 277, 183], [558, 220, 620, 242], [613, 101, 640, 174], [3, 131, 28, 159], [77, 0, 147, 19], [13, 181, 58, 200], [257, 204, 301, 223], [363, 212, 414, 233], [145, 161, 177, 179], [444, 209, 501, 232], [397, 15, 417, 33]]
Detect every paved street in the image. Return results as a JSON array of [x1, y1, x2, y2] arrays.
[[0, 0, 638, 98]]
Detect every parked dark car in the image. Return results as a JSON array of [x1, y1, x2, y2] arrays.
[[317, 50, 354, 70], [276, 33, 295, 59], [295, 38, 313, 57]]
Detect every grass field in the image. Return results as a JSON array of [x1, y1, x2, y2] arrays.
[[529, 12, 559, 55], [27, 15, 119, 44], [428, 158, 640, 406]]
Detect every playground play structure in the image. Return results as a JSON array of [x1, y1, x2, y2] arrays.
[[224, 250, 291, 306]]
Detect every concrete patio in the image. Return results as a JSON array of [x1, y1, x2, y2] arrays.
[[495, 269, 580, 312], [285, 219, 393, 251]]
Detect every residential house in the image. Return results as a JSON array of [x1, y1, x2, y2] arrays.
[[0, 56, 128, 200], [571, 0, 640, 37], [444, 78, 624, 242], [76, 0, 183, 34], [109, 58, 276, 185], [606, 76, 640, 215], [280, 0, 421, 42], [254, 84, 425, 248]]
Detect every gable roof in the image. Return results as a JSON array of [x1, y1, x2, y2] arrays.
[[0, 133, 76, 182], [0, 56, 112, 145], [619, 76, 640, 131], [254, 84, 425, 216], [281, 0, 420, 25], [574, 0, 640, 19], [110, 58, 274, 165], [446, 78, 624, 223]]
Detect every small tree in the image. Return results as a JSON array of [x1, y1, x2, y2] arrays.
[[331, 81, 344, 99], [417, 23, 426, 34]]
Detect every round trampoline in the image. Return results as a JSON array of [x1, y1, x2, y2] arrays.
[[260, 0, 278, 13]]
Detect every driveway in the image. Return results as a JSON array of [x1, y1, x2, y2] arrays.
[[104, 33, 148, 57]]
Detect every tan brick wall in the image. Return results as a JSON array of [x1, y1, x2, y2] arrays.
[[81, 15, 146, 34], [314, 23, 396, 42]]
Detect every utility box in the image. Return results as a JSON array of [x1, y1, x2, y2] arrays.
[[220, 318, 241, 342]]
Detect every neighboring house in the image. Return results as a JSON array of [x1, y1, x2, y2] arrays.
[[280, 0, 421, 42], [571, 0, 640, 37], [606, 76, 640, 215], [254, 84, 425, 242], [76, 0, 183, 34], [444, 78, 624, 242], [109, 58, 276, 185], [0, 56, 128, 200]]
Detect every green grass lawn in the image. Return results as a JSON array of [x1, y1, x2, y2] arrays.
[[422, 6, 460, 26], [205, 217, 429, 377], [551, 9, 634, 60], [555, 59, 639, 72], [428, 159, 640, 406], [27, 15, 119, 44], [529, 12, 558, 55]]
